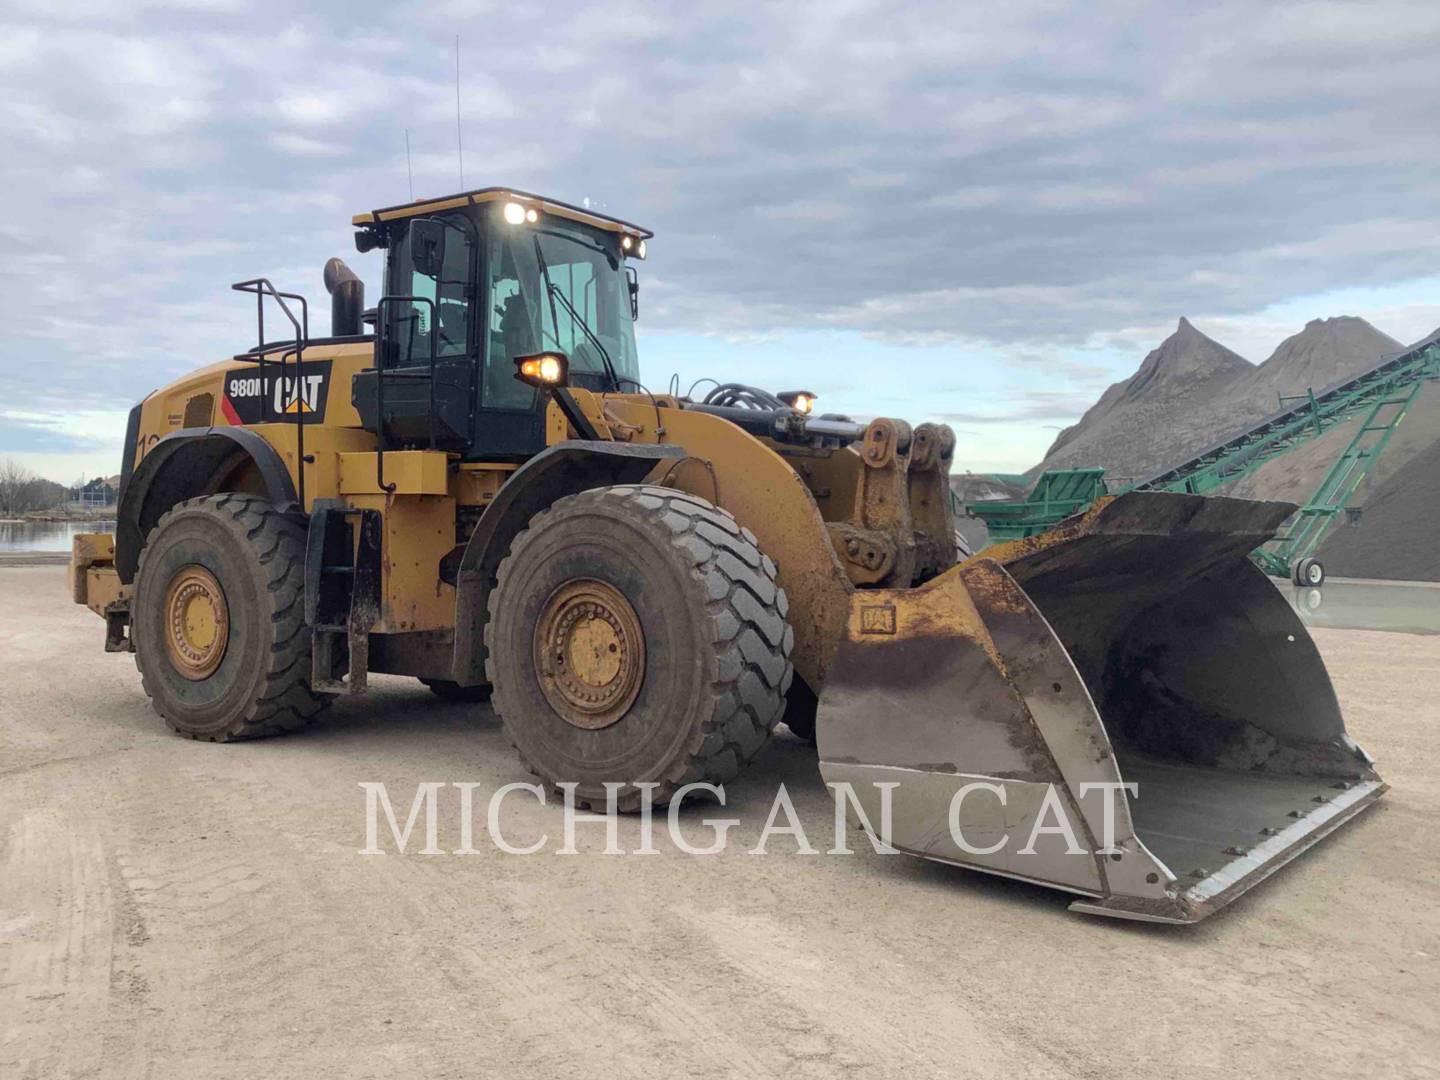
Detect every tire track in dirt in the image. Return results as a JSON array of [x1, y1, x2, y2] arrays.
[[4, 571, 1439, 1080], [0, 806, 134, 1079], [95, 765, 371, 1075]]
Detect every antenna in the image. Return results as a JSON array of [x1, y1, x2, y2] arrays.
[[454, 35, 465, 190], [404, 129, 415, 200]]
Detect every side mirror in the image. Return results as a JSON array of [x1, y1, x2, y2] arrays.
[[625, 266, 639, 320], [410, 218, 445, 278]]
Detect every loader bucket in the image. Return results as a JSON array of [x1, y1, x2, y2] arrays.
[[817, 492, 1385, 923]]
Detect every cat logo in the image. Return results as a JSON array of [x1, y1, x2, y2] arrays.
[[860, 604, 897, 635], [277, 375, 324, 414], [220, 360, 332, 425]]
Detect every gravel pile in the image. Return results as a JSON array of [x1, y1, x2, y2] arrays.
[[1021, 315, 1438, 579], [1316, 437, 1440, 581]]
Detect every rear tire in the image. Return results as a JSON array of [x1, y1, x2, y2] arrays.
[[132, 494, 328, 741], [420, 678, 492, 702], [485, 485, 793, 810], [1293, 557, 1326, 587]]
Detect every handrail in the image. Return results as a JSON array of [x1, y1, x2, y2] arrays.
[[231, 278, 312, 508], [231, 278, 309, 352]]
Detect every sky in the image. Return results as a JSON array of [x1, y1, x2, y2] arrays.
[[3, 0, 1440, 483]]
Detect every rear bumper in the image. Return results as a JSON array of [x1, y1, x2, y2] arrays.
[[69, 532, 118, 611], [70, 532, 132, 651]]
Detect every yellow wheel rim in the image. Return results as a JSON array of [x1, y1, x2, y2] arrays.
[[535, 578, 645, 730], [163, 565, 230, 680]]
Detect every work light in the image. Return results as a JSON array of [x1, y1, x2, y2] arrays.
[[778, 390, 816, 415], [514, 352, 569, 387]]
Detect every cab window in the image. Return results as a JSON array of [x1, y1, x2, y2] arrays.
[[482, 218, 641, 409], [386, 216, 473, 368]]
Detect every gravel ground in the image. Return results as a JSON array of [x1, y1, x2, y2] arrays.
[[2, 565, 1437, 1079]]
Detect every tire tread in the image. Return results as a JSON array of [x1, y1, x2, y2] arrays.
[[134, 494, 328, 741], [485, 484, 793, 808]]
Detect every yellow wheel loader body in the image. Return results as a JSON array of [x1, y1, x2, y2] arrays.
[[71, 184, 1383, 923]]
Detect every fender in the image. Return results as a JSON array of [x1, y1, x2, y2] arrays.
[[450, 440, 685, 684], [115, 426, 298, 582]]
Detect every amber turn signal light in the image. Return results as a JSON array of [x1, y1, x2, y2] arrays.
[[514, 352, 570, 388]]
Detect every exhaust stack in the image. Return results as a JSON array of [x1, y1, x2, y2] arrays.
[[324, 257, 365, 337]]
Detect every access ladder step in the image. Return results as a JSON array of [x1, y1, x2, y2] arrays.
[[304, 502, 382, 695]]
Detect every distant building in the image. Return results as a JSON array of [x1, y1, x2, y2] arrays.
[[70, 477, 118, 508]]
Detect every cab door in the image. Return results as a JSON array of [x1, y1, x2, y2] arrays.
[[369, 214, 477, 449], [471, 222, 549, 460]]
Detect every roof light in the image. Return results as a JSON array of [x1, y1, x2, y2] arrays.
[[503, 201, 526, 225], [778, 390, 816, 415], [525, 208, 538, 223], [621, 235, 633, 251], [637, 239, 647, 259]]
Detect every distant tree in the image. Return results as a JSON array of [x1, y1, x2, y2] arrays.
[[0, 458, 43, 516], [31, 478, 69, 510]]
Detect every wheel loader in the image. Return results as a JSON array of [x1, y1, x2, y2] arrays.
[[69, 185, 1384, 923]]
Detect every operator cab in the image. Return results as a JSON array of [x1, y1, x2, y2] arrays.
[[350, 187, 651, 460]]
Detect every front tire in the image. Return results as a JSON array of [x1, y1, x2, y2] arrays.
[[132, 494, 328, 741], [485, 485, 793, 810]]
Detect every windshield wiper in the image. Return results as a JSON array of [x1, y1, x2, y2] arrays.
[[532, 235, 622, 392]]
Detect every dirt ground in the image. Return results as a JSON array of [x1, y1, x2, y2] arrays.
[[2, 564, 1437, 1079]]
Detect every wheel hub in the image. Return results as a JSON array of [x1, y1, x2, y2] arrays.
[[536, 579, 645, 729], [163, 565, 229, 680]]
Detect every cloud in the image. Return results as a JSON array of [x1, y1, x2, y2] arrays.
[[3, 0, 1440, 478], [276, 94, 341, 126], [0, 26, 41, 68], [0, 410, 127, 455], [271, 132, 347, 157], [935, 389, 1105, 425]]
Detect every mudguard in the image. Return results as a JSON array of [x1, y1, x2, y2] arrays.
[[450, 440, 686, 685]]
